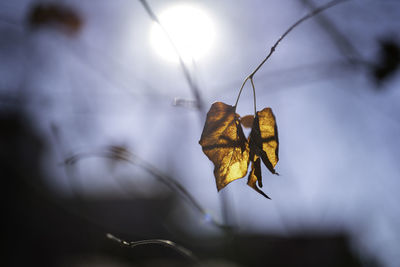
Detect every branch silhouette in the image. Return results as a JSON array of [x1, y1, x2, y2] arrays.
[[138, 0, 204, 112], [106, 233, 198, 261], [301, 0, 363, 66], [234, 0, 350, 112], [63, 146, 226, 229]]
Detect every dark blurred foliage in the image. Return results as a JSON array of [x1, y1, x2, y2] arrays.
[[0, 107, 376, 266], [372, 39, 400, 86], [27, 3, 82, 34]]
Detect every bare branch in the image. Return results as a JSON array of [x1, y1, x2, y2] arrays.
[[138, 0, 205, 112], [301, 0, 363, 66], [250, 0, 350, 79], [234, 0, 350, 109], [63, 147, 225, 230], [106, 233, 198, 261]]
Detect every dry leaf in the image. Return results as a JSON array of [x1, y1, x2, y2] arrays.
[[249, 107, 279, 172], [199, 102, 249, 191], [240, 115, 254, 128], [247, 107, 279, 197], [247, 157, 270, 199], [199, 102, 279, 198]]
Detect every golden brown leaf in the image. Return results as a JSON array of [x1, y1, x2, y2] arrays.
[[199, 102, 249, 191], [249, 107, 279, 173], [247, 107, 278, 197], [240, 115, 254, 128], [247, 156, 270, 199]]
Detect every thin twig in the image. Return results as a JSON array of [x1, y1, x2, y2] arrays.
[[234, 0, 350, 109], [301, 0, 362, 66], [63, 148, 225, 229], [106, 233, 198, 261], [140, 0, 234, 228], [138, 0, 204, 112], [250, 0, 349, 78]]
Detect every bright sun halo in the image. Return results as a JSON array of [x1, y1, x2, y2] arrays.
[[150, 5, 215, 63]]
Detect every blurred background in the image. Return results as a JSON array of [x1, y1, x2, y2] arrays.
[[1, 0, 400, 266]]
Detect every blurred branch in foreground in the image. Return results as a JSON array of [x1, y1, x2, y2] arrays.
[[63, 145, 227, 230], [138, 0, 205, 113], [106, 233, 198, 262]]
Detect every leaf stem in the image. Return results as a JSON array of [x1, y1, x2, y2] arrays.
[[233, 77, 249, 110], [250, 78, 257, 115]]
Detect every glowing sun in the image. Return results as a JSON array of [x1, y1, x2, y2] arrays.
[[150, 5, 215, 63]]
